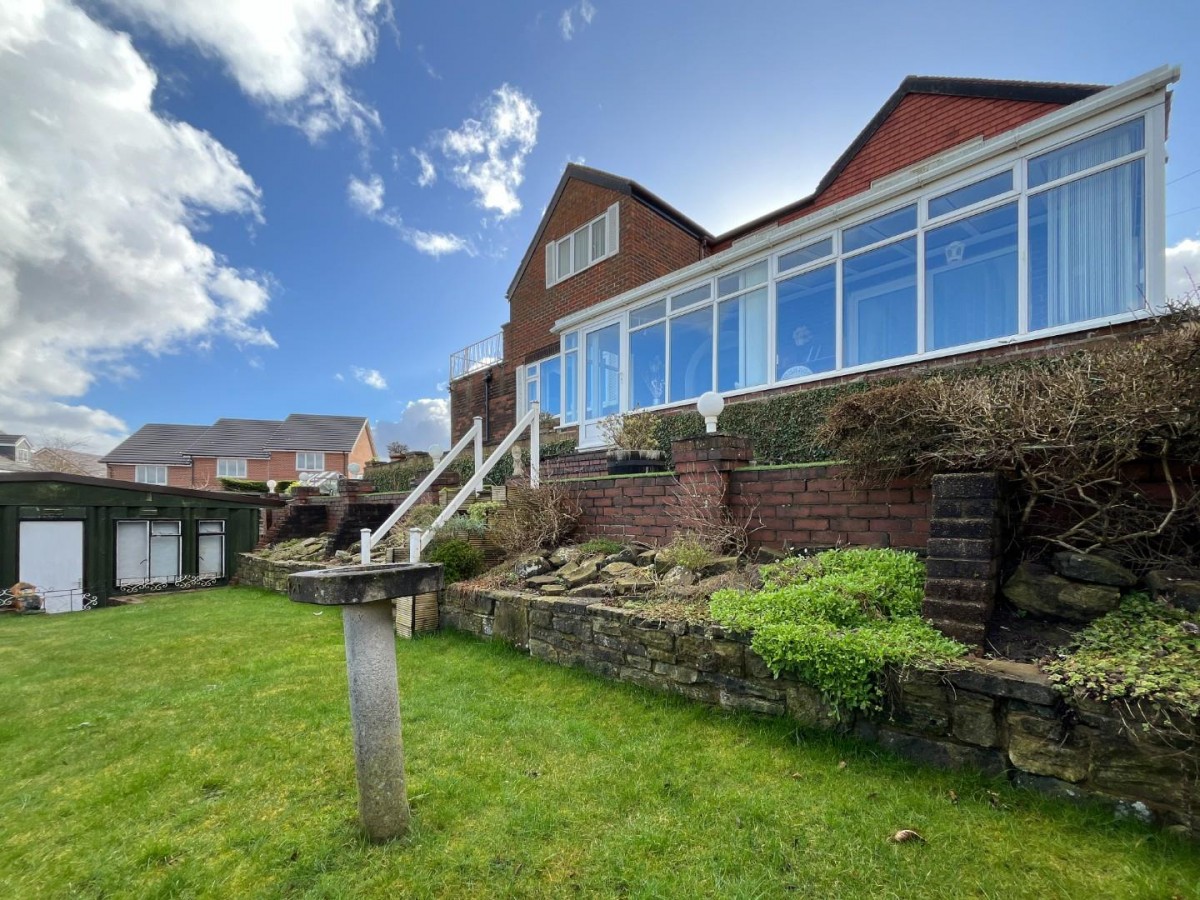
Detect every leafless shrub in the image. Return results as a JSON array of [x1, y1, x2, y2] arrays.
[[490, 478, 581, 556], [665, 465, 761, 557], [820, 301, 1200, 565]]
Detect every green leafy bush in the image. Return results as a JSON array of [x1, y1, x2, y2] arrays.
[[364, 457, 434, 493], [467, 501, 500, 522], [449, 438, 578, 488], [402, 503, 442, 529], [657, 537, 712, 571], [425, 538, 485, 584], [218, 477, 294, 493], [710, 548, 965, 712], [1043, 594, 1200, 718], [579, 538, 625, 555], [438, 514, 488, 536]]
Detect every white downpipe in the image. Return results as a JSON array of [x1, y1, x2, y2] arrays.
[[530, 409, 540, 488], [410, 403, 540, 560], [367, 420, 482, 552], [360, 528, 372, 564]]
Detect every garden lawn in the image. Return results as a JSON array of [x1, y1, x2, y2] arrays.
[[0, 589, 1196, 899]]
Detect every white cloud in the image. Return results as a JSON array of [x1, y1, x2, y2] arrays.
[[412, 149, 437, 187], [0, 1, 272, 451], [374, 398, 450, 453], [351, 366, 388, 390], [559, 1, 595, 40], [347, 173, 385, 215], [434, 84, 540, 218], [345, 169, 474, 257], [93, 0, 387, 142], [1166, 237, 1200, 301]]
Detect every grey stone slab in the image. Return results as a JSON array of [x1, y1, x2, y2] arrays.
[[289, 563, 443, 606]]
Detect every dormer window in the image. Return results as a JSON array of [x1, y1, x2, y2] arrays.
[[546, 203, 620, 286]]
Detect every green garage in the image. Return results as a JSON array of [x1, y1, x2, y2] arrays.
[[0, 473, 283, 612]]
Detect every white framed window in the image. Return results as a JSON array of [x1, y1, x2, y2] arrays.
[[519, 356, 564, 420], [198, 520, 226, 578], [296, 451, 324, 472], [545, 203, 620, 286], [558, 102, 1163, 450], [135, 465, 168, 485], [115, 520, 181, 587], [16, 446, 31, 464], [216, 458, 247, 478]]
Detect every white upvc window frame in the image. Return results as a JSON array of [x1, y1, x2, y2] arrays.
[[135, 465, 168, 485], [216, 458, 248, 478], [556, 91, 1167, 450], [295, 451, 325, 472], [198, 520, 226, 579], [545, 203, 620, 286]]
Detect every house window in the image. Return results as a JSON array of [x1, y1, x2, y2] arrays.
[[115, 520, 181, 587], [198, 520, 226, 579], [216, 458, 247, 478], [296, 452, 324, 472], [135, 465, 168, 485], [520, 356, 563, 420], [16, 446, 31, 464], [562, 333, 579, 424], [546, 203, 620, 285], [777, 262, 837, 380], [717, 261, 768, 393]]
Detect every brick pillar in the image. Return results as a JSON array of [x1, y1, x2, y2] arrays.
[[922, 473, 1005, 648], [670, 435, 753, 543]]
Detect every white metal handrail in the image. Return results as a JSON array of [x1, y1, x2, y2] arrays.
[[449, 332, 503, 381], [359, 403, 542, 564]]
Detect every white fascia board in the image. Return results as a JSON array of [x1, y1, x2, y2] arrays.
[[553, 63, 1180, 335]]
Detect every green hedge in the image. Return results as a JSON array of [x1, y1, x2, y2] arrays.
[[364, 458, 434, 493], [218, 477, 293, 494], [449, 437, 577, 487]]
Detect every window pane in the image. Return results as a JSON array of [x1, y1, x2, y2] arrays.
[[718, 287, 767, 392], [199, 534, 225, 578], [842, 204, 917, 253], [630, 299, 665, 327], [573, 226, 589, 271], [925, 202, 1019, 350], [539, 356, 561, 416], [1029, 159, 1145, 330], [198, 520, 225, 534], [1028, 119, 1144, 188], [585, 323, 621, 421], [630, 322, 666, 408], [151, 521, 180, 535], [526, 372, 538, 408], [717, 260, 767, 298], [778, 237, 833, 273], [563, 332, 578, 351], [150, 533, 180, 584], [670, 283, 711, 311], [928, 171, 1013, 218], [669, 307, 713, 402], [557, 239, 571, 279], [563, 351, 578, 423], [591, 219, 606, 260], [115, 521, 147, 585], [776, 264, 837, 380], [843, 237, 917, 366]]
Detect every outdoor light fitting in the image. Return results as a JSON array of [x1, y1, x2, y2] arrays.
[[697, 391, 725, 434]]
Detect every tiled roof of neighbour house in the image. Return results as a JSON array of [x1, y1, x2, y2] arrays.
[[263, 414, 369, 451], [186, 418, 283, 459], [99, 424, 210, 466], [505, 163, 715, 300], [31, 448, 107, 477], [711, 75, 1107, 246], [0, 434, 28, 444]]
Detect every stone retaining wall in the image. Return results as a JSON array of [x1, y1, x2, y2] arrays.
[[234, 554, 325, 593], [442, 585, 1198, 838]]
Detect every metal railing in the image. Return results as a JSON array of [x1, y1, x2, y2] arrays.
[[360, 403, 541, 564], [449, 331, 503, 381]]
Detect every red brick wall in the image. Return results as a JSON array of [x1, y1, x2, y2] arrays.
[[507, 180, 704, 366], [349, 427, 377, 473], [713, 94, 1066, 251], [105, 463, 193, 487], [268, 451, 349, 482], [190, 457, 269, 488], [572, 474, 678, 544], [543, 450, 608, 479], [450, 362, 517, 445], [728, 465, 929, 551]]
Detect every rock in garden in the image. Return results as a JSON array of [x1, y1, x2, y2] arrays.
[[1145, 567, 1200, 612], [549, 546, 581, 567], [526, 575, 561, 587], [512, 555, 551, 579], [558, 560, 599, 587], [701, 556, 739, 577], [601, 561, 640, 579], [1002, 562, 1120, 623], [1050, 551, 1136, 587], [539, 584, 567, 595], [636, 549, 658, 567], [662, 565, 696, 588], [602, 547, 638, 566]]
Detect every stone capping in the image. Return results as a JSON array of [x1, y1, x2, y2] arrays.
[[441, 584, 1198, 840]]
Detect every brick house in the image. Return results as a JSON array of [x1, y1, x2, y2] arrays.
[[450, 66, 1178, 451], [101, 414, 377, 487]]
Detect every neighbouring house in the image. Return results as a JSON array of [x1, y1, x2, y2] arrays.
[[449, 66, 1178, 451], [0, 472, 284, 611], [100, 414, 377, 487], [30, 447, 107, 478], [0, 435, 34, 472]]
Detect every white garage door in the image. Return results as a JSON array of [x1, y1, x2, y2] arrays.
[[18, 520, 85, 614]]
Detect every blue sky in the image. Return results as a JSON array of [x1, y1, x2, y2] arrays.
[[2, 0, 1199, 454]]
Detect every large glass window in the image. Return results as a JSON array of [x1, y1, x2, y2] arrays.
[[539, 356, 561, 417], [928, 171, 1013, 219], [843, 204, 916, 253], [630, 322, 666, 409], [925, 202, 1019, 350], [1028, 119, 1144, 188], [776, 263, 836, 380], [115, 520, 181, 587], [717, 262, 768, 392], [296, 452, 324, 472], [198, 520, 226, 579], [216, 458, 247, 478], [778, 237, 834, 274], [843, 237, 917, 366], [1029, 159, 1145, 330], [135, 465, 167, 485], [551, 207, 616, 283], [563, 333, 579, 424], [585, 323, 621, 422], [669, 307, 713, 402]]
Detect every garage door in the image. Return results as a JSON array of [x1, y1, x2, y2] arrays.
[[18, 520, 85, 614]]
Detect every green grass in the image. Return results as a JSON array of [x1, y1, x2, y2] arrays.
[[1, 590, 1196, 899]]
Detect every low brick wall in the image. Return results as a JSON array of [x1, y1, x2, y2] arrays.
[[233, 554, 326, 593], [543, 449, 607, 479], [572, 474, 678, 544], [442, 585, 1198, 838]]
